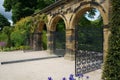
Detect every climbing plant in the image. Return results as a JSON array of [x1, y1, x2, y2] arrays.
[[31, 14, 47, 33], [102, 0, 120, 80], [10, 13, 47, 49]]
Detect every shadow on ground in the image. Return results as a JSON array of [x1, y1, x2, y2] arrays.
[[1, 55, 62, 65]]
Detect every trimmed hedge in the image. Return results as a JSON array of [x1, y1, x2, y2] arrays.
[[102, 0, 120, 80]]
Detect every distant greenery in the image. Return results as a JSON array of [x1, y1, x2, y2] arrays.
[[0, 13, 10, 31], [2, 26, 14, 47], [0, 33, 8, 42], [78, 16, 103, 52], [0, 13, 48, 51], [55, 19, 65, 49], [42, 30, 47, 50], [11, 16, 32, 47], [102, 0, 120, 79], [0, 16, 32, 51]]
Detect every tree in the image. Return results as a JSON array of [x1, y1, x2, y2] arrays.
[[2, 26, 13, 47], [36, 0, 54, 10], [3, 0, 37, 23], [87, 8, 97, 18], [0, 13, 10, 31], [3, 0, 54, 23], [11, 16, 32, 47], [102, 0, 120, 80]]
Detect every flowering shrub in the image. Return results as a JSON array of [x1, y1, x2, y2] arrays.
[[0, 42, 7, 51], [48, 74, 89, 80], [0, 42, 6, 47]]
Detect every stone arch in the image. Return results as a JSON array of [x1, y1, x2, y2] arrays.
[[32, 21, 48, 51], [49, 15, 68, 31], [70, 2, 108, 29], [47, 15, 67, 55], [35, 21, 48, 32], [32, 0, 110, 60], [69, 2, 110, 60]]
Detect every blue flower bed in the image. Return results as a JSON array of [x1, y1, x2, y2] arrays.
[[48, 74, 89, 80]]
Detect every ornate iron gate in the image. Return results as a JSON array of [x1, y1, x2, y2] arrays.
[[75, 25, 103, 75]]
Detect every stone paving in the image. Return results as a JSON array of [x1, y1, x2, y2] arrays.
[[0, 50, 102, 80]]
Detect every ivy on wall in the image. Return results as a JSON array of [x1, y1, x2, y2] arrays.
[[31, 14, 47, 33]]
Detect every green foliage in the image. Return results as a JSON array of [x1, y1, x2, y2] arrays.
[[3, 0, 37, 23], [102, 0, 120, 80], [42, 30, 47, 50], [87, 8, 97, 19], [0, 46, 31, 51], [0, 33, 8, 42], [0, 13, 48, 51], [2, 26, 13, 35], [78, 16, 103, 52], [78, 16, 91, 27], [36, 0, 54, 10], [3, 0, 54, 23], [31, 14, 48, 33], [2, 26, 13, 47], [56, 19, 65, 32], [0, 13, 10, 31], [11, 16, 32, 47], [11, 30, 25, 47], [55, 19, 65, 49], [15, 16, 32, 33]]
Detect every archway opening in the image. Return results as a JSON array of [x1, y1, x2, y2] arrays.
[[78, 8, 103, 52], [42, 24, 47, 50], [75, 8, 104, 74], [54, 19, 66, 56]]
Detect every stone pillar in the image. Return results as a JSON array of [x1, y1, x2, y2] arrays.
[[64, 29, 75, 60], [103, 25, 110, 61], [47, 31, 55, 54], [32, 32, 43, 51], [30, 33, 33, 48]]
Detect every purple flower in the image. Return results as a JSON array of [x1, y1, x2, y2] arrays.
[[70, 74, 74, 78], [69, 77, 74, 80], [86, 76, 89, 79], [62, 77, 66, 80], [77, 73, 83, 78], [0, 42, 6, 47], [69, 74, 74, 80], [48, 77, 53, 80]]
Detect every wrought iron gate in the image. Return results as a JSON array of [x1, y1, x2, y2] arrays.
[[75, 25, 103, 75]]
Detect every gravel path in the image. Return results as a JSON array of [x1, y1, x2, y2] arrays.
[[0, 50, 102, 80]]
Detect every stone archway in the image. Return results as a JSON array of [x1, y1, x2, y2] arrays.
[[49, 15, 68, 31], [47, 15, 67, 55], [70, 4, 110, 74], [32, 21, 48, 51], [33, 0, 110, 61], [70, 4, 110, 61]]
